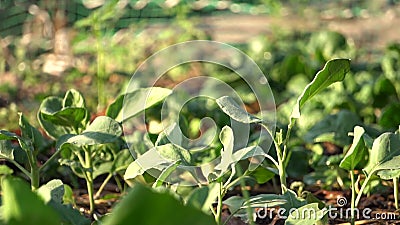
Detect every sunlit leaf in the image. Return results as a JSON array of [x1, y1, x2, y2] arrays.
[[107, 87, 172, 123], [291, 59, 350, 119], [102, 184, 216, 225], [57, 116, 122, 148], [216, 96, 261, 124], [2, 177, 60, 225], [186, 183, 221, 213], [339, 126, 368, 170], [364, 132, 400, 176], [19, 113, 45, 151]]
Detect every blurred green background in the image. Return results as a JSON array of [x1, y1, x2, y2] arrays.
[[0, 0, 399, 133]]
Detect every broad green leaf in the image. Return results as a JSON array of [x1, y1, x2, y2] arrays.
[[124, 148, 168, 180], [377, 169, 400, 180], [107, 87, 172, 123], [153, 161, 180, 188], [379, 103, 400, 129], [63, 184, 75, 206], [0, 140, 14, 160], [37, 179, 64, 204], [38, 97, 75, 139], [291, 59, 350, 119], [18, 113, 45, 151], [157, 144, 191, 164], [215, 126, 234, 173], [124, 144, 191, 180], [63, 89, 86, 108], [102, 184, 216, 225], [38, 89, 89, 138], [339, 126, 367, 170], [285, 203, 327, 225], [2, 176, 61, 225], [281, 189, 307, 216], [41, 107, 87, 127], [216, 96, 261, 124], [214, 126, 266, 174], [364, 132, 400, 176], [302, 191, 326, 210], [286, 147, 311, 178], [0, 130, 32, 153], [249, 166, 277, 184], [304, 110, 361, 146], [0, 165, 13, 175], [223, 196, 245, 215], [57, 116, 122, 148], [93, 161, 113, 179], [85, 116, 122, 135], [37, 179, 90, 225], [186, 183, 221, 213], [215, 145, 265, 173]]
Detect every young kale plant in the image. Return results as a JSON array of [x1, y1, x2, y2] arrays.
[[37, 87, 172, 216], [0, 113, 50, 190], [340, 126, 400, 225], [124, 58, 351, 224], [0, 99, 92, 224], [213, 58, 351, 224]]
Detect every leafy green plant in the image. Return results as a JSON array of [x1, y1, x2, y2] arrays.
[[123, 58, 351, 224], [0, 173, 90, 225], [102, 183, 216, 225], [36, 87, 171, 216], [339, 125, 400, 224], [0, 113, 49, 190]]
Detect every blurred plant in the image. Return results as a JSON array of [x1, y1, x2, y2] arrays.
[[75, 0, 126, 110]]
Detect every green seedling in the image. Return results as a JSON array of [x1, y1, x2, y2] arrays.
[[37, 87, 171, 216], [340, 126, 400, 224], [124, 58, 351, 225], [0, 113, 50, 190]]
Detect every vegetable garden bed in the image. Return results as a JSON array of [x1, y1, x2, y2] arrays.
[[1, 1, 400, 225]]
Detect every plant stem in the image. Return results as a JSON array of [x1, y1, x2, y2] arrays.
[[394, 177, 399, 210], [223, 165, 236, 188], [30, 164, 40, 191], [277, 157, 287, 194], [114, 175, 123, 193], [260, 123, 287, 193], [27, 151, 39, 190], [95, 173, 113, 199], [9, 159, 31, 179], [355, 174, 373, 207], [39, 149, 62, 173], [282, 119, 295, 160], [216, 183, 223, 225], [224, 174, 247, 192], [236, 164, 255, 225], [94, 24, 106, 110], [84, 147, 95, 216], [350, 171, 356, 225]]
